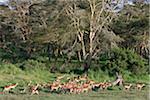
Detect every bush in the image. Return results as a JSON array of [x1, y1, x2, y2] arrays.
[[100, 48, 148, 76], [19, 59, 47, 71], [0, 63, 23, 75], [88, 69, 114, 82]]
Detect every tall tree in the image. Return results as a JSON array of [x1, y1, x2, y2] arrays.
[[111, 4, 149, 58], [65, 0, 123, 70]]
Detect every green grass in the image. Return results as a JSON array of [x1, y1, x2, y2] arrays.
[[0, 62, 149, 86], [0, 62, 149, 100], [0, 90, 149, 100]]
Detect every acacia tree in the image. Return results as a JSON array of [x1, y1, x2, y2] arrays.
[[111, 4, 149, 58], [65, 0, 123, 70], [0, 0, 40, 61]]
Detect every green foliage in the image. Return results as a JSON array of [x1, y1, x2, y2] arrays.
[[88, 69, 114, 82], [0, 1, 149, 92], [0, 43, 34, 63], [111, 4, 149, 58], [100, 48, 148, 76], [0, 62, 56, 86], [122, 70, 149, 83], [20, 59, 47, 70], [0, 63, 23, 75], [34, 56, 49, 62]]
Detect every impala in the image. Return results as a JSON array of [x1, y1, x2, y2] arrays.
[[124, 84, 132, 91], [31, 84, 40, 95], [3, 83, 18, 92], [136, 83, 145, 91]]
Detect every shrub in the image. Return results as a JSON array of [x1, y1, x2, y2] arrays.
[[0, 63, 23, 75], [19, 59, 47, 71], [100, 48, 148, 76], [88, 69, 114, 82], [35, 56, 49, 63]]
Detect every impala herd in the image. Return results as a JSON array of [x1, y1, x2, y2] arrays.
[[1, 75, 146, 95]]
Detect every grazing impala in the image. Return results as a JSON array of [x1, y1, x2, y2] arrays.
[[3, 83, 18, 92], [74, 87, 82, 94], [72, 85, 83, 94], [81, 82, 92, 93], [92, 83, 101, 89], [50, 84, 61, 92], [50, 80, 62, 92], [103, 82, 112, 90], [124, 84, 132, 91], [136, 83, 145, 91]]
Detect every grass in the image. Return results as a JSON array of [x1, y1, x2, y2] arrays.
[[0, 90, 149, 100], [0, 62, 149, 100], [0, 62, 149, 86]]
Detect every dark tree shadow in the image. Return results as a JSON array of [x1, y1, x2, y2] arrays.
[[69, 69, 84, 75]]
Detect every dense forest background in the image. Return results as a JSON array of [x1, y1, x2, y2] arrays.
[[0, 0, 149, 84]]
